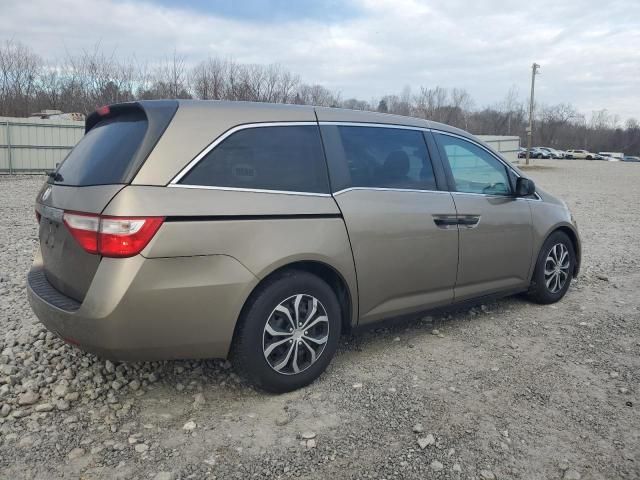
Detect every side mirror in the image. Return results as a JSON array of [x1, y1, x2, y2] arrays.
[[515, 177, 536, 197]]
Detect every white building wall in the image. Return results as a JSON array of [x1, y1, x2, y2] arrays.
[[0, 117, 84, 173], [477, 135, 521, 163]]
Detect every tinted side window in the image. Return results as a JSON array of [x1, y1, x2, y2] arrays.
[[435, 133, 512, 196], [180, 125, 329, 193], [321, 126, 437, 191]]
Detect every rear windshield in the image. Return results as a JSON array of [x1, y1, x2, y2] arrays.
[[53, 111, 148, 186]]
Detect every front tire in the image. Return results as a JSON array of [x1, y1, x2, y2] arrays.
[[232, 270, 341, 393], [527, 231, 576, 304]]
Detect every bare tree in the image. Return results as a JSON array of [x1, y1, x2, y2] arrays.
[[0, 38, 637, 155]]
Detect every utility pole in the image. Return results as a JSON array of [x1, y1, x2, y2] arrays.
[[525, 62, 540, 165]]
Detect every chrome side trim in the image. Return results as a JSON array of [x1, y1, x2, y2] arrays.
[[318, 121, 430, 132], [333, 186, 450, 196], [450, 191, 542, 202], [168, 184, 331, 197], [169, 121, 319, 185]]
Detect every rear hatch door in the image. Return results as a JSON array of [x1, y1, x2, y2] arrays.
[[36, 101, 177, 302]]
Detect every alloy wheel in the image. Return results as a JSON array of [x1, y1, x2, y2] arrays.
[[544, 243, 571, 294], [262, 294, 329, 375]]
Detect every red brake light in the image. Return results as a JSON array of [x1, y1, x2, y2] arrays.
[[62, 212, 164, 258], [96, 105, 110, 116]]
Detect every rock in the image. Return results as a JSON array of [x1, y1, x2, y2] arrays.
[[430, 460, 444, 471], [393, 337, 400, 342], [193, 392, 205, 406], [18, 391, 39, 406], [1, 404, 11, 417], [431, 329, 440, 335], [64, 392, 79, 402], [129, 379, 141, 391], [452, 463, 462, 473], [55, 399, 70, 411], [19, 435, 35, 448], [183, 420, 197, 431], [417, 434, 435, 449], [412, 423, 424, 433], [306, 438, 317, 449], [68, 447, 85, 460], [619, 387, 628, 394], [275, 414, 290, 426], [111, 380, 123, 391], [610, 371, 619, 378], [480, 470, 496, 480], [596, 274, 609, 281], [53, 383, 68, 397], [134, 443, 149, 453], [563, 469, 581, 480], [0, 364, 17, 375], [105, 360, 115, 373], [352, 383, 363, 389], [153, 473, 175, 480], [35, 403, 54, 412], [301, 431, 316, 440]]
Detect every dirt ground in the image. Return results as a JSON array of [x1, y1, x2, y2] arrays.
[[0, 159, 638, 480]]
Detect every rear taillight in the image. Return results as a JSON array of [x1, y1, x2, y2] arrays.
[[63, 212, 164, 258]]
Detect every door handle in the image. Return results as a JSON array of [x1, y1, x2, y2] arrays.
[[433, 215, 458, 229], [457, 215, 481, 228]]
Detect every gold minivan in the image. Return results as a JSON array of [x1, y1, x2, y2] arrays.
[[28, 100, 581, 392]]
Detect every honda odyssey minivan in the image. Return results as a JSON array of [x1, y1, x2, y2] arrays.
[[28, 100, 581, 392]]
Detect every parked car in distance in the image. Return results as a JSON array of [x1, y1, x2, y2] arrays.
[[599, 152, 624, 160], [529, 147, 551, 159], [566, 149, 596, 159], [517, 147, 527, 159], [538, 147, 565, 159], [623, 156, 640, 162], [28, 100, 582, 392]]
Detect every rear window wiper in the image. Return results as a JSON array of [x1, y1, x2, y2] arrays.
[[47, 171, 64, 182]]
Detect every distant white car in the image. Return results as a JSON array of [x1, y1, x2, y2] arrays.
[[566, 149, 596, 160]]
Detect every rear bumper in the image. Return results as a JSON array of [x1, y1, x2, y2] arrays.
[[27, 250, 258, 361]]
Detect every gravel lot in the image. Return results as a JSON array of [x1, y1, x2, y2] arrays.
[[1, 160, 638, 480]]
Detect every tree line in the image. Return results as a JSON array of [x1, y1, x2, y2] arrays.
[[1, 39, 638, 155]]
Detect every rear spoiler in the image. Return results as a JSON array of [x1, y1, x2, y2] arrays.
[[85, 100, 179, 184]]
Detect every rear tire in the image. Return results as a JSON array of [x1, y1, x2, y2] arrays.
[[231, 270, 341, 393], [527, 231, 575, 304]]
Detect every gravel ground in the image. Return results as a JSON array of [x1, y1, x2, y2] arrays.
[[0, 160, 638, 480]]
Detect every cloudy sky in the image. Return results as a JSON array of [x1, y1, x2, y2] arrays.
[[2, 0, 639, 120]]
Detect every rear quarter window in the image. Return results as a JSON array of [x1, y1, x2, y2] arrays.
[[179, 125, 329, 194], [54, 111, 148, 186]]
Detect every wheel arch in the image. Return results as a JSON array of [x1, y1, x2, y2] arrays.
[[534, 224, 581, 279], [232, 260, 356, 348]]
